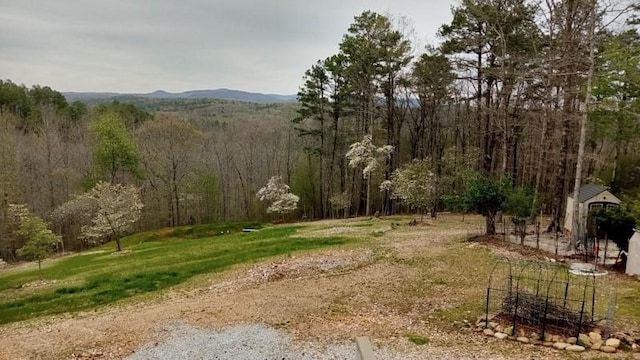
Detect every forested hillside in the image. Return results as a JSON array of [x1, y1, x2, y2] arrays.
[[1, 0, 639, 261]]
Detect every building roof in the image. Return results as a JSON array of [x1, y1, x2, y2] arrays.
[[568, 184, 609, 203]]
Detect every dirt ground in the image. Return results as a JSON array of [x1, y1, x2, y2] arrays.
[[0, 215, 637, 359]]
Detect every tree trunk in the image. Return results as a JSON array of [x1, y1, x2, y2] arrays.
[[485, 213, 496, 236], [570, 0, 596, 251]]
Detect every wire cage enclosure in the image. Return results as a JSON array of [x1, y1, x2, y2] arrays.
[[484, 258, 615, 340]]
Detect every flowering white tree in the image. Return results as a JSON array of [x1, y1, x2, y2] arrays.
[[80, 181, 143, 252], [345, 135, 393, 215], [256, 176, 300, 215], [383, 159, 436, 221]]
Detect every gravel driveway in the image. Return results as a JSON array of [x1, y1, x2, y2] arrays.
[[126, 323, 358, 360]]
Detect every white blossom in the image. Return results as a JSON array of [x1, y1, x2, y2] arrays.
[[345, 135, 394, 178], [79, 181, 143, 249], [256, 176, 299, 214]]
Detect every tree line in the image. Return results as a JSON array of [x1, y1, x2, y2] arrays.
[[1, 0, 639, 261]]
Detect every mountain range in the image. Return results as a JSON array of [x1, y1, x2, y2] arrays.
[[63, 88, 297, 103]]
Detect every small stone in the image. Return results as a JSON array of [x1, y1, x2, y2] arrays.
[[605, 338, 621, 348], [591, 341, 603, 350], [566, 345, 586, 352], [494, 332, 508, 340], [494, 325, 504, 333], [600, 345, 616, 353], [589, 331, 602, 343], [542, 341, 554, 347], [632, 343, 639, 352], [483, 329, 495, 336], [567, 337, 577, 345], [518, 329, 527, 337], [553, 342, 570, 350], [489, 321, 499, 329], [530, 332, 540, 341], [551, 335, 561, 342], [517, 336, 530, 343], [531, 340, 542, 346], [504, 326, 514, 336], [543, 333, 552, 342]]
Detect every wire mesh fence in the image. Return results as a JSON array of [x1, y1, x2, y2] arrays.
[[484, 258, 615, 339]]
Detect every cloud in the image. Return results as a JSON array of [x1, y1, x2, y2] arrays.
[[1, 0, 455, 94]]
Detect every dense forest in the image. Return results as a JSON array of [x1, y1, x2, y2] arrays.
[[1, 0, 639, 260]]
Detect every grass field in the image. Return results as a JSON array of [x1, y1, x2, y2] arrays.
[[0, 222, 351, 325]]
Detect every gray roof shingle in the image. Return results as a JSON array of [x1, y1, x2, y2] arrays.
[[568, 184, 608, 203]]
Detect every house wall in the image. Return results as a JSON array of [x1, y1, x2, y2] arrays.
[[627, 231, 640, 276]]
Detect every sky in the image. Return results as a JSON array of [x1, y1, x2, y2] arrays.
[[0, 0, 456, 95]]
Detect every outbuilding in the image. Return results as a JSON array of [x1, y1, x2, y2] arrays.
[[563, 184, 621, 239], [627, 230, 640, 276]]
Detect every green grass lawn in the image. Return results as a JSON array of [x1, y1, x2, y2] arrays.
[[0, 222, 351, 325]]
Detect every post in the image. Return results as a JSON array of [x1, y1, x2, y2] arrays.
[[485, 288, 491, 329]]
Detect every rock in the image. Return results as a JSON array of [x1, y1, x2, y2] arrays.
[[483, 329, 495, 337], [623, 335, 635, 345], [518, 329, 527, 337], [542, 341, 554, 347], [494, 332, 508, 340], [488, 321, 499, 330], [495, 325, 504, 333], [530, 332, 540, 341], [605, 338, 621, 348], [589, 331, 602, 343], [550, 335, 561, 342], [553, 342, 570, 350], [517, 336, 530, 343], [566, 345, 586, 352], [578, 333, 592, 348], [600, 346, 616, 353], [543, 333, 552, 342], [591, 341, 603, 350], [504, 326, 514, 336], [475, 326, 483, 332], [567, 337, 577, 345], [532, 340, 543, 346]]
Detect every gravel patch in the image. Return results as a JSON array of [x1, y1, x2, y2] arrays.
[[126, 323, 356, 360], [126, 323, 514, 360]]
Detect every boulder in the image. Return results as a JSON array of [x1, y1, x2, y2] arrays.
[[553, 342, 570, 350], [578, 333, 592, 348], [566, 345, 586, 352], [600, 346, 616, 353], [517, 336, 530, 343], [605, 338, 621, 348], [589, 331, 602, 343], [494, 332, 508, 340]]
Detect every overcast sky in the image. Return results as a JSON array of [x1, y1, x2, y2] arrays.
[[1, 1, 456, 94]]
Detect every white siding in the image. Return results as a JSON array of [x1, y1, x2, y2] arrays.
[[627, 231, 640, 276]]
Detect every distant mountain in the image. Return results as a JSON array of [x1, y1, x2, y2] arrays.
[[63, 88, 297, 103]]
